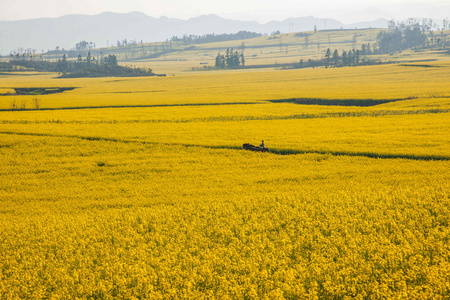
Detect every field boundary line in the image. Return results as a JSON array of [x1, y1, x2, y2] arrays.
[[1, 109, 448, 124]]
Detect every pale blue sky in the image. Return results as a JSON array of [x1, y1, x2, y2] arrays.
[[0, 0, 448, 23]]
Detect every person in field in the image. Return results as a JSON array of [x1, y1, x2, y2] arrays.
[[260, 140, 265, 148]]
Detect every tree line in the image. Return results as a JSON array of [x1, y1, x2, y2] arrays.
[[56, 52, 119, 74], [170, 31, 262, 46], [8, 52, 158, 78], [324, 48, 373, 68]]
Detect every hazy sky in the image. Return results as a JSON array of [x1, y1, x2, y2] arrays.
[[1, 0, 449, 23]]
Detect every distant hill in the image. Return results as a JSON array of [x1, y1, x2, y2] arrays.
[[0, 12, 388, 55]]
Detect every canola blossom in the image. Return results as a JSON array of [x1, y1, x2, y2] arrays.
[[1, 62, 450, 109], [0, 61, 449, 299]]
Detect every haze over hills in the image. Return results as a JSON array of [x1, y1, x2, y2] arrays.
[[0, 12, 388, 55]]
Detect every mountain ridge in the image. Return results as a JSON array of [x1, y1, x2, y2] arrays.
[[0, 12, 388, 55]]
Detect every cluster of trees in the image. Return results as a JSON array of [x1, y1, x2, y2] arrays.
[[360, 43, 375, 55], [377, 19, 448, 54], [377, 29, 426, 53], [322, 19, 449, 66], [215, 49, 245, 68], [116, 39, 143, 47], [8, 52, 157, 78], [170, 31, 262, 46], [56, 52, 118, 74], [9, 48, 37, 56], [325, 48, 363, 68], [74, 41, 95, 51], [9, 52, 42, 62], [388, 18, 449, 32]]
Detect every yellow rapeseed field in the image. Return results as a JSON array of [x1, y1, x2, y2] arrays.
[[1, 61, 450, 109], [0, 59, 449, 299]]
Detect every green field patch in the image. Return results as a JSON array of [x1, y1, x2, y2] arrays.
[[110, 90, 168, 94], [399, 64, 442, 68], [0, 87, 77, 96], [268, 97, 417, 107], [266, 147, 450, 161], [0, 73, 39, 76]]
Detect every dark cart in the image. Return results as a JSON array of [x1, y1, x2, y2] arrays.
[[243, 143, 269, 152]]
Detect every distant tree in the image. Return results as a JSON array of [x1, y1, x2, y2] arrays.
[[325, 48, 331, 68], [333, 49, 339, 67], [342, 50, 348, 66], [351, 51, 356, 65], [106, 55, 118, 66], [232, 50, 240, 67], [85, 52, 93, 67], [56, 59, 62, 73], [443, 18, 449, 30], [75, 54, 83, 70], [61, 54, 69, 74], [361, 44, 367, 55], [225, 49, 231, 67], [215, 53, 224, 68], [56, 54, 69, 74]]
